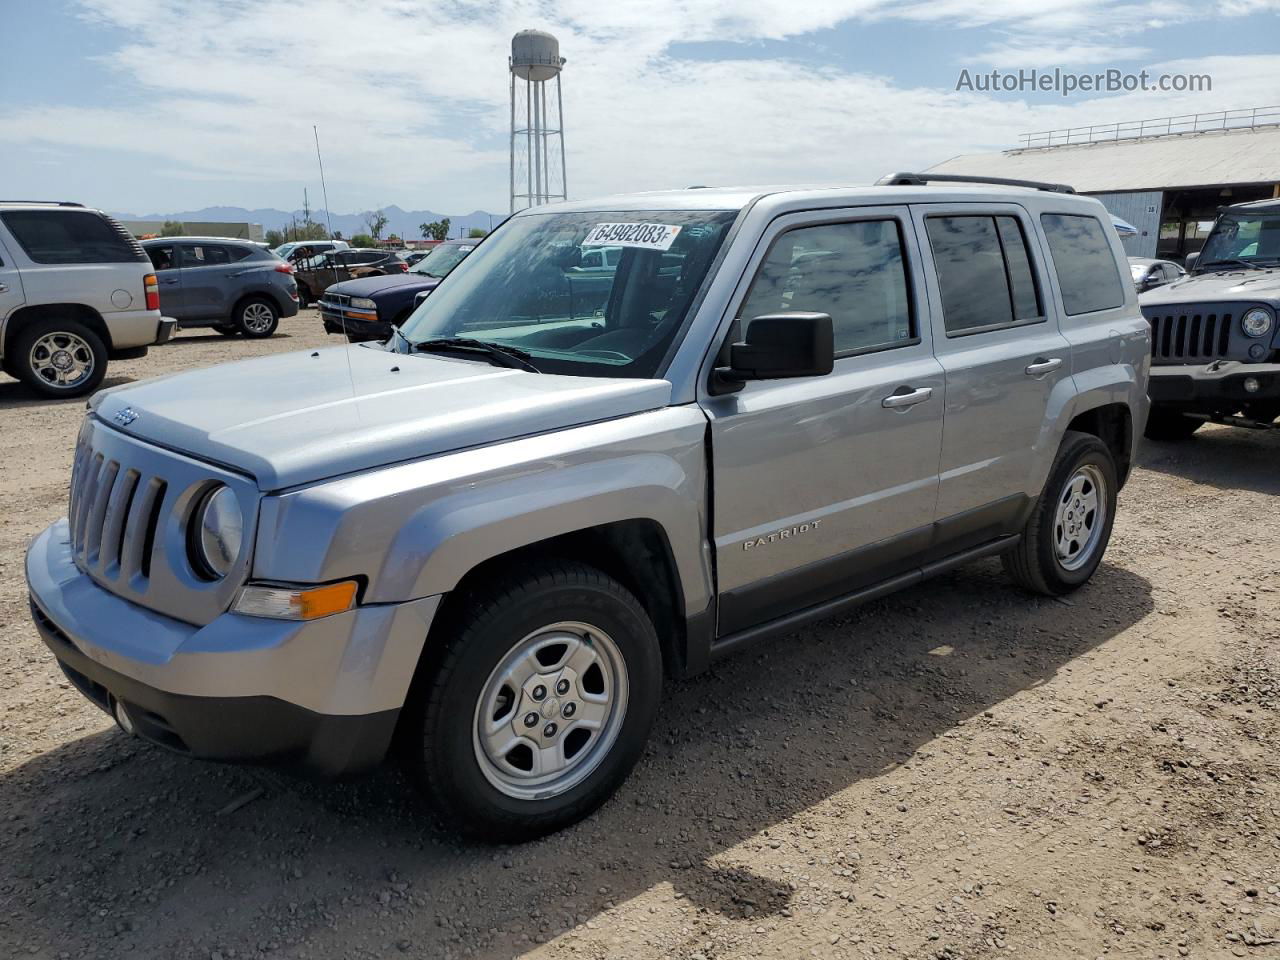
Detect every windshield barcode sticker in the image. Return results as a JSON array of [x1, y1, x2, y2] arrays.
[[584, 222, 682, 251]]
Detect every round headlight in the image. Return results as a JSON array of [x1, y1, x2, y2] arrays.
[[1242, 307, 1274, 338], [190, 485, 243, 580]]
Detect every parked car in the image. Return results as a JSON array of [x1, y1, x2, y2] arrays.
[[0, 201, 174, 398], [142, 237, 298, 338], [319, 237, 478, 342], [1129, 257, 1185, 292], [27, 175, 1147, 841], [273, 239, 348, 263], [1139, 197, 1280, 439], [402, 250, 430, 267], [293, 248, 406, 307]]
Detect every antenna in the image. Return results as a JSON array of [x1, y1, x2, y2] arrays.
[[312, 125, 354, 393]]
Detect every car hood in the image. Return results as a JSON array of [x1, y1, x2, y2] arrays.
[[93, 346, 673, 490], [1140, 267, 1280, 306], [323, 273, 439, 299]]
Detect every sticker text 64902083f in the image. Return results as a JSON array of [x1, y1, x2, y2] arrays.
[[583, 222, 682, 251]]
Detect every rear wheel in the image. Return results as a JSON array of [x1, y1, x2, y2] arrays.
[[400, 562, 662, 842], [295, 283, 311, 309], [1003, 431, 1118, 596], [12, 318, 108, 399], [1144, 408, 1202, 441], [234, 297, 279, 338]]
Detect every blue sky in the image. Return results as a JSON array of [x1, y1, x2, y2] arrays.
[[3, 0, 1278, 215]]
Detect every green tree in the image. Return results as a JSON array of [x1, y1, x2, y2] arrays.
[[467, 227, 488, 238], [386, 234, 401, 246], [350, 233, 376, 248], [363, 209, 389, 241], [420, 218, 451, 242], [264, 229, 286, 247], [160, 220, 185, 237]]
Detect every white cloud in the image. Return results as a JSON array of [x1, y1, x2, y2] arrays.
[[3, 0, 1278, 212]]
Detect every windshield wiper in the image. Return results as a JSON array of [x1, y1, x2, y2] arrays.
[[413, 337, 541, 373], [1202, 258, 1265, 271]]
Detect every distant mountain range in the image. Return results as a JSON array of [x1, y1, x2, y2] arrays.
[[109, 205, 503, 240]]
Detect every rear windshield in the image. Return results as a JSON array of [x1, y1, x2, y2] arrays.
[[0, 210, 146, 264]]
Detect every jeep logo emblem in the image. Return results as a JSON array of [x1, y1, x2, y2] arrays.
[[113, 407, 138, 426]]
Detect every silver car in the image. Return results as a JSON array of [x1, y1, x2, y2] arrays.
[[27, 175, 1148, 840]]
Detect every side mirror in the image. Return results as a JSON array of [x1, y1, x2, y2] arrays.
[[712, 313, 835, 393], [1184, 251, 1200, 273]]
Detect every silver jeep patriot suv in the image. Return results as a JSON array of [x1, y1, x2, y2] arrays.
[[27, 174, 1149, 840]]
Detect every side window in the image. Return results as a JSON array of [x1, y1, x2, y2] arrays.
[[357, 251, 383, 264], [0, 210, 143, 264], [1040, 214, 1125, 315], [925, 214, 1043, 336], [737, 218, 914, 354], [147, 244, 176, 271], [180, 244, 231, 267], [226, 245, 253, 263]]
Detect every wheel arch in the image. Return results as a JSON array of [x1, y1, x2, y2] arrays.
[[2, 302, 112, 356], [1064, 401, 1134, 487]]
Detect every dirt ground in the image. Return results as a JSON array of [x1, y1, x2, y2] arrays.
[[1, 311, 1277, 960]]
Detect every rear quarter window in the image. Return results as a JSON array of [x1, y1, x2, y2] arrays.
[[0, 210, 146, 264], [1040, 214, 1125, 315]]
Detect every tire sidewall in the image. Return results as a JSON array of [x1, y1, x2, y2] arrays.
[[14, 318, 108, 399], [422, 578, 662, 836], [236, 298, 279, 338], [1035, 435, 1118, 590]]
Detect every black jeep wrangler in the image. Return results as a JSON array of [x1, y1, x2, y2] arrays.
[[1140, 198, 1280, 440]]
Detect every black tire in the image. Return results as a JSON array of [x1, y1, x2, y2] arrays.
[[295, 283, 311, 309], [234, 297, 279, 339], [11, 317, 108, 399], [400, 562, 662, 842], [1002, 430, 1118, 596], [1144, 408, 1202, 441], [213, 324, 240, 337]]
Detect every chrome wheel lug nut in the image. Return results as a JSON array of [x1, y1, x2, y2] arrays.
[[556, 678, 570, 695], [543, 722, 558, 738], [531, 684, 547, 701], [562, 702, 576, 718], [523, 712, 539, 728]]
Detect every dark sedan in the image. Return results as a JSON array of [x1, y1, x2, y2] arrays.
[[319, 238, 477, 342]]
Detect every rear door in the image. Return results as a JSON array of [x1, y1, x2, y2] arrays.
[[177, 242, 233, 319], [145, 242, 185, 317], [912, 203, 1072, 549], [703, 207, 945, 635], [0, 231, 26, 329]]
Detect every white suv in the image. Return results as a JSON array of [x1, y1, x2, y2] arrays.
[[0, 202, 174, 398]]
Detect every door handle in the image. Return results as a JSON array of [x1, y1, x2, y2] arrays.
[[1025, 357, 1063, 376], [159, 277, 179, 285], [882, 386, 933, 408], [0, 283, 7, 293]]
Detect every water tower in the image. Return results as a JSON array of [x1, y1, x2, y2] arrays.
[[509, 30, 567, 212]]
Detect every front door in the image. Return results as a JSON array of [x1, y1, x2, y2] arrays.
[[911, 204, 1072, 548], [702, 207, 945, 636], [145, 242, 186, 318]]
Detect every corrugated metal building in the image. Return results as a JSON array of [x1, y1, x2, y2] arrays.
[[929, 109, 1280, 261]]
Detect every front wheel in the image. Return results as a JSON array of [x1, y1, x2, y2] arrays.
[[234, 297, 279, 338], [401, 563, 662, 842], [1003, 430, 1118, 596], [12, 318, 108, 399], [1144, 408, 1202, 441]]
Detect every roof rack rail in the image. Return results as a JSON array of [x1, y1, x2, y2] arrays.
[[0, 200, 86, 207], [875, 172, 1076, 194]]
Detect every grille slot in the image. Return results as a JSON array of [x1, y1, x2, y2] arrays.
[[1146, 310, 1233, 362], [69, 452, 167, 585]]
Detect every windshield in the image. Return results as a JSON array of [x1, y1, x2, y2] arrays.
[[1198, 213, 1280, 267], [399, 209, 738, 378], [410, 242, 474, 278]]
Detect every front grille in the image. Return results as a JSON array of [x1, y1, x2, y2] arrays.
[[64, 417, 258, 626], [1145, 310, 1232, 362], [323, 293, 352, 308], [68, 444, 167, 584]]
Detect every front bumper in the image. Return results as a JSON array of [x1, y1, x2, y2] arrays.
[[320, 306, 393, 342], [26, 520, 440, 776], [1148, 361, 1280, 406]]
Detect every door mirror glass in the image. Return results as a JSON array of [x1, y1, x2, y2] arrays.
[[724, 313, 834, 383]]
